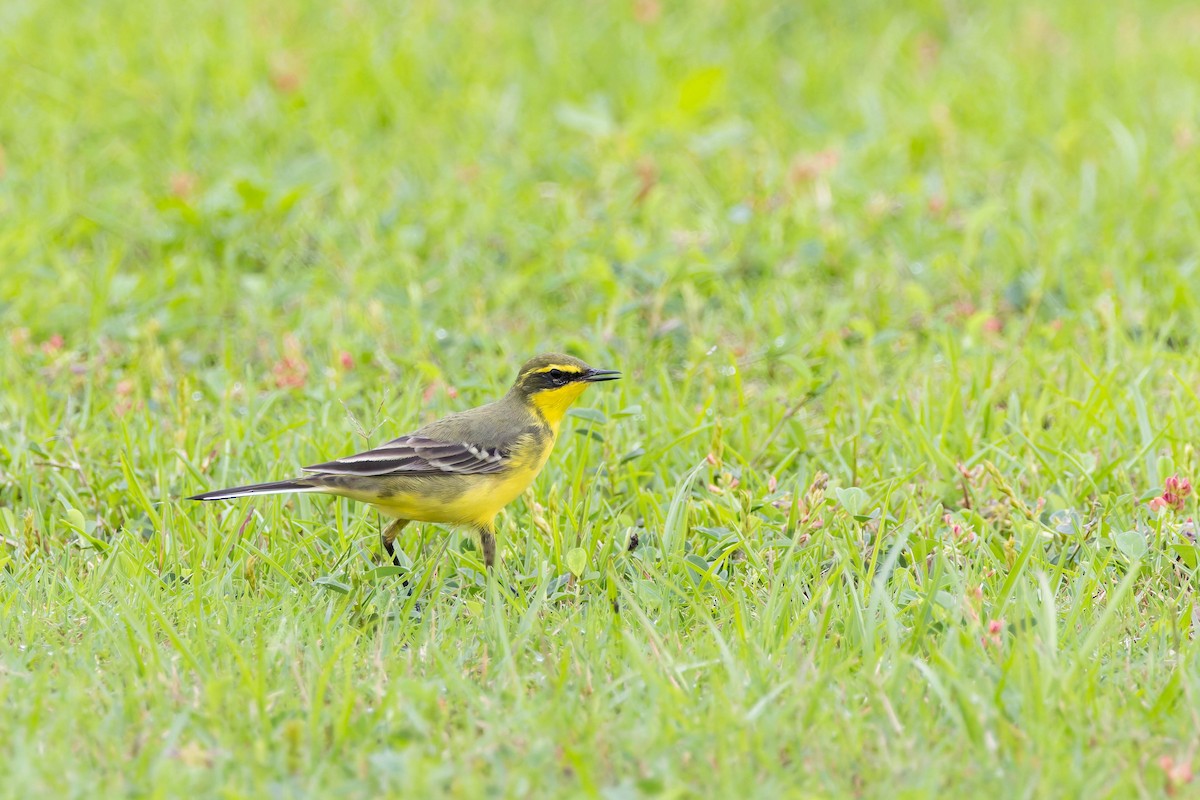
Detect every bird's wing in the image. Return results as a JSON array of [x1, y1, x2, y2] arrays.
[[302, 435, 510, 478]]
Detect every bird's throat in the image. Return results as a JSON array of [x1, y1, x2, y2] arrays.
[[528, 382, 588, 431]]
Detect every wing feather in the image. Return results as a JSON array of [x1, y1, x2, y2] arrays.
[[302, 436, 509, 477]]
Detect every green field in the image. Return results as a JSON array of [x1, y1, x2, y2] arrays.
[[4, 0, 1200, 795]]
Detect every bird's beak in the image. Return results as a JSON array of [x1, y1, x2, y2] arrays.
[[583, 368, 621, 383]]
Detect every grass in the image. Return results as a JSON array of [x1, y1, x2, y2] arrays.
[[4, 0, 1200, 795]]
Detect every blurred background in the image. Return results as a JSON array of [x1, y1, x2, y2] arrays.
[[6, 0, 1199, 379]]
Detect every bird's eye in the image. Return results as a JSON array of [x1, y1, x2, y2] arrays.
[[549, 369, 566, 383]]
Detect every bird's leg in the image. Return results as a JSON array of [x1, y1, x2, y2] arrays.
[[477, 524, 496, 570], [476, 523, 520, 598], [381, 519, 410, 565]]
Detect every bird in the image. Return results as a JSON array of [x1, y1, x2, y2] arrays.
[[189, 353, 620, 569]]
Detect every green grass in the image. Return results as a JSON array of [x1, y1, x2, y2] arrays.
[[4, 0, 1200, 795]]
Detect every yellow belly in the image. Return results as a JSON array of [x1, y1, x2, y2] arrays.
[[368, 463, 543, 526]]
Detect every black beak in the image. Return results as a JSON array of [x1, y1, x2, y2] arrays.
[[583, 368, 621, 383]]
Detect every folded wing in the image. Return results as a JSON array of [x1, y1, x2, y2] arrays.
[[303, 435, 509, 478]]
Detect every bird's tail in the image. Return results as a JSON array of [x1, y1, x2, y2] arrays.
[[188, 479, 319, 502]]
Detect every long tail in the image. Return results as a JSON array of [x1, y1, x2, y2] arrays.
[[188, 478, 319, 502]]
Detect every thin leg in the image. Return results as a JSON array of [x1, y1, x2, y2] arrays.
[[382, 519, 410, 565], [477, 524, 496, 570]]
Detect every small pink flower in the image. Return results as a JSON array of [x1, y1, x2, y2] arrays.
[[943, 513, 976, 543], [1151, 475, 1192, 513], [708, 474, 737, 495], [272, 357, 307, 389], [272, 334, 308, 390], [169, 172, 197, 199], [1166, 475, 1192, 499], [789, 149, 840, 185], [633, 0, 661, 24], [338, 351, 354, 370], [114, 379, 136, 417], [767, 475, 778, 494], [982, 618, 1005, 648], [1160, 756, 1194, 791]]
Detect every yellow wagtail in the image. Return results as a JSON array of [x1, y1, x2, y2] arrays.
[[189, 353, 620, 568]]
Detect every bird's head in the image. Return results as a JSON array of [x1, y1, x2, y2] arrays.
[[509, 352, 620, 428]]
